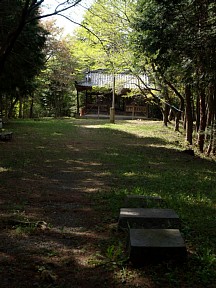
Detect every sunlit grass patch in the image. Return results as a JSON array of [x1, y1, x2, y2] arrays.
[[0, 167, 11, 172]]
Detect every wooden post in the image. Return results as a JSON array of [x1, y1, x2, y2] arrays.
[[98, 105, 100, 119], [132, 106, 135, 120], [110, 74, 115, 123], [76, 90, 80, 116]]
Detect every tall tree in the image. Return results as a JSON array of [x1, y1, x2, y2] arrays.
[[131, 0, 216, 152], [0, 2, 48, 118], [0, 0, 82, 75], [36, 20, 77, 117]]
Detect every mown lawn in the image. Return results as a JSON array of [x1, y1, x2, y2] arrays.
[[0, 118, 216, 287]]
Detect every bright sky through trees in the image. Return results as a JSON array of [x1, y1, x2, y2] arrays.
[[42, 0, 94, 35]]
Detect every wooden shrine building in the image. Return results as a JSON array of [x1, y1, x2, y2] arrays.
[[75, 69, 150, 117]]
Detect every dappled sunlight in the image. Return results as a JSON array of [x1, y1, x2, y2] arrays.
[[66, 144, 80, 151], [66, 159, 102, 167], [95, 171, 111, 177], [148, 161, 166, 166], [81, 178, 106, 187], [105, 151, 119, 156], [0, 167, 11, 173], [82, 124, 104, 129], [123, 172, 137, 177], [51, 132, 63, 136], [36, 146, 46, 149], [145, 143, 170, 148]]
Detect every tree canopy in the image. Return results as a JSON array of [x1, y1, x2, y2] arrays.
[[0, 0, 82, 73], [0, 0, 83, 118], [72, 0, 136, 72], [131, 0, 216, 153]]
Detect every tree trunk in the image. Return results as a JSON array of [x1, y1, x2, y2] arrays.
[[0, 94, 3, 117], [162, 86, 169, 126], [206, 84, 216, 155], [162, 78, 184, 129], [76, 90, 80, 116], [212, 120, 216, 155], [8, 92, 19, 118], [196, 93, 200, 132], [19, 96, 23, 118], [163, 103, 169, 126], [206, 118, 214, 156], [168, 108, 174, 121], [183, 108, 186, 130], [197, 87, 206, 152], [185, 84, 193, 145], [29, 96, 34, 118], [174, 98, 184, 132], [174, 111, 181, 132]]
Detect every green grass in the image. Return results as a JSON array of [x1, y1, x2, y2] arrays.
[[1, 118, 216, 287], [80, 119, 216, 286]]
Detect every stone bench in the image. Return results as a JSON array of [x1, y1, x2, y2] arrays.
[[129, 228, 187, 265], [124, 195, 165, 208], [118, 208, 180, 230], [0, 132, 13, 141]]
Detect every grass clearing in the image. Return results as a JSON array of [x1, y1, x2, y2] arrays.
[[0, 118, 216, 287]]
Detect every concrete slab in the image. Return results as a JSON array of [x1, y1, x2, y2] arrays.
[[124, 195, 165, 208], [118, 208, 180, 229], [129, 229, 187, 265]]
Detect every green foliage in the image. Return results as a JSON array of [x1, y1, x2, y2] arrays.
[[35, 22, 78, 117], [131, 0, 216, 151], [0, 0, 48, 118], [72, 0, 136, 72]]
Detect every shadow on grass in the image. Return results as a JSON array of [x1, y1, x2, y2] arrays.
[[0, 119, 216, 287]]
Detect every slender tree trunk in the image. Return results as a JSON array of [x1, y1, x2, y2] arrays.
[[185, 84, 193, 145], [206, 84, 216, 155], [162, 78, 184, 131], [77, 90, 80, 115], [162, 86, 169, 126], [212, 88, 216, 154], [0, 94, 3, 116], [8, 92, 19, 118], [206, 117, 214, 156], [174, 111, 181, 132], [163, 103, 169, 126], [168, 108, 174, 121], [29, 96, 34, 118], [212, 119, 216, 155], [5, 94, 8, 120], [183, 108, 186, 130], [19, 96, 23, 118], [197, 87, 206, 152], [196, 93, 200, 132], [174, 97, 184, 132]]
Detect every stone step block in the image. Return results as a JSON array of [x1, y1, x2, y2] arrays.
[[124, 195, 165, 208], [118, 208, 180, 230], [129, 228, 187, 265]]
